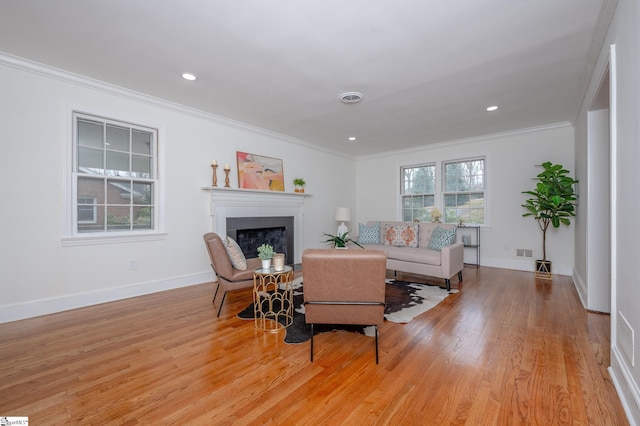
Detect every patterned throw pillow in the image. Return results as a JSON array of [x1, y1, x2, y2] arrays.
[[427, 226, 456, 251], [224, 236, 247, 270], [358, 222, 380, 244], [383, 224, 419, 248]]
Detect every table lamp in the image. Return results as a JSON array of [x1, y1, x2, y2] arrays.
[[335, 207, 351, 236]]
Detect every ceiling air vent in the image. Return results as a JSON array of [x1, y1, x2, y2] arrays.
[[339, 92, 363, 104]]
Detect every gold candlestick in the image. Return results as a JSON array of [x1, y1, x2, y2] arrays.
[[224, 167, 231, 187], [211, 164, 218, 187]]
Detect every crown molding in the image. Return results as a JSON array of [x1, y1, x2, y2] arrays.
[[0, 51, 355, 161]]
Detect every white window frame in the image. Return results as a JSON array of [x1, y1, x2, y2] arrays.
[[63, 110, 165, 245], [442, 156, 487, 225], [400, 163, 437, 222]]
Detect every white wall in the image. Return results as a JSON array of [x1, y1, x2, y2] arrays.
[[574, 0, 640, 422], [0, 56, 356, 323], [356, 125, 576, 274]]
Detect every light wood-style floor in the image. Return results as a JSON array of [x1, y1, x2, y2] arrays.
[[0, 267, 628, 425]]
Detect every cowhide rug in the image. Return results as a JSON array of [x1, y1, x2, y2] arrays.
[[237, 278, 458, 344]]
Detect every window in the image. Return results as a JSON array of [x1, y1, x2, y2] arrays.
[[72, 112, 158, 236], [443, 158, 485, 224], [401, 164, 437, 222]]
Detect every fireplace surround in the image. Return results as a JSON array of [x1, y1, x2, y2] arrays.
[[226, 216, 294, 263], [202, 187, 308, 263]]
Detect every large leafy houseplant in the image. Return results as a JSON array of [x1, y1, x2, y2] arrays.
[[521, 162, 578, 274]]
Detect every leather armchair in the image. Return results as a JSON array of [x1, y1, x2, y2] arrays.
[[302, 248, 387, 363], [203, 232, 262, 317]]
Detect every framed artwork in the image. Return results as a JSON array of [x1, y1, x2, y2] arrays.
[[236, 151, 285, 191]]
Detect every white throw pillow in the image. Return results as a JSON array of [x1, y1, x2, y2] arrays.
[[224, 236, 247, 270]]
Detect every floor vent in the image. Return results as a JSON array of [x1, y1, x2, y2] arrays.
[[516, 249, 533, 258]]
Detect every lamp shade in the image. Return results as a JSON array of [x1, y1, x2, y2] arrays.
[[334, 207, 351, 222]]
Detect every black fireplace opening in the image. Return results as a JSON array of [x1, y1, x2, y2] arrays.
[[226, 216, 294, 263]]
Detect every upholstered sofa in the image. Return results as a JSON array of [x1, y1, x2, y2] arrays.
[[356, 221, 464, 291]]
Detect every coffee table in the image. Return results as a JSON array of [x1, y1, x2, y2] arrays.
[[253, 265, 294, 331]]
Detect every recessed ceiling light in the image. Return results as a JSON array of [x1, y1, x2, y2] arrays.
[[181, 73, 197, 81], [339, 92, 363, 104], [486, 105, 499, 112], [348, 136, 357, 141]]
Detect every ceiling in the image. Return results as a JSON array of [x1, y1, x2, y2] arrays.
[[0, 0, 612, 157]]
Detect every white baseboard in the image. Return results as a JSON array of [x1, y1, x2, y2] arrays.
[[0, 272, 212, 324], [609, 347, 640, 425], [480, 256, 573, 276], [572, 269, 588, 308]]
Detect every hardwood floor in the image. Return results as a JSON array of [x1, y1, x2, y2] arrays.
[[0, 267, 628, 425]]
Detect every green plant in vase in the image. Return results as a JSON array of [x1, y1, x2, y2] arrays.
[[522, 161, 578, 279], [293, 178, 306, 193], [322, 232, 363, 249], [257, 243, 274, 269]]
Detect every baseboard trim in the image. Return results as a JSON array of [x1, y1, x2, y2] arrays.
[[480, 257, 573, 276], [0, 272, 211, 324], [609, 347, 640, 425], [572, 268, 588, 308]]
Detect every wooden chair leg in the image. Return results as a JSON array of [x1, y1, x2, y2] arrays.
[[310, 324, 314, 362]]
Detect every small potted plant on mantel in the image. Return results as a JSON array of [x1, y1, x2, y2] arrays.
[[293, 178, 306, 193], [257, 243, 274, 269], [521, 161, 578, 279], [322, 232, 364, 249]]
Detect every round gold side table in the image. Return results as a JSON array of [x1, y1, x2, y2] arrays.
[[253, 265, 294, 331]]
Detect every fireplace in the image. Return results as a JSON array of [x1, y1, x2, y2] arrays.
[[202, 187, 308, 263], [226, 216, 294, 263]]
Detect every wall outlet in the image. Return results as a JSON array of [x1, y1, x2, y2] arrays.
[[129, 259, 137, 271]]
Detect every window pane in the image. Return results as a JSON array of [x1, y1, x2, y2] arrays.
[[78, 177, 104, 203], [132, 130, 152, 155], [134, 207, 153, 229], [133, 182, 153, 205], [78, 120, 103, 148], [470, 192, 484, 205], [107, 205, 131, 231], [106, 150, 130, 176], [78, 147, 104, 172], [107, 179, 132, 204], [132, 154, 151, 178], [78, 205, 105, 233], [106, 125, 129, 152]]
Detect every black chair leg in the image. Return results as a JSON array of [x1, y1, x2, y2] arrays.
[[216, 292, 227, 317], [458, 270, 463, 281], [310, 324, 314, 362], [212, 282, 220, 304], [375, 325, 379, 364], [445, 278, 451, 292]]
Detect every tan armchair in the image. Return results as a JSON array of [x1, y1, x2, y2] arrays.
[[203, 232, 262, 317], [302, 248, 387, 364]]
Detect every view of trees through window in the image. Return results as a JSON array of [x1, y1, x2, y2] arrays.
[[443, 159, 485, 224], [401, 158, 485, 225], [401, 164, 436, 222]]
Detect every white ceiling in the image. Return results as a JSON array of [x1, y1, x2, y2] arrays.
[[0, 0, 612, 157]]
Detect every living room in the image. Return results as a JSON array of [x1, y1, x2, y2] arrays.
[[1, 0, 639, 423]]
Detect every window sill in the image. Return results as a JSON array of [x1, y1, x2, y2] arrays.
[[62, 232, 167, 247]]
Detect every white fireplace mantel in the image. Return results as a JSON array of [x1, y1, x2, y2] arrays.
[[201, 186, 310, 262]]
